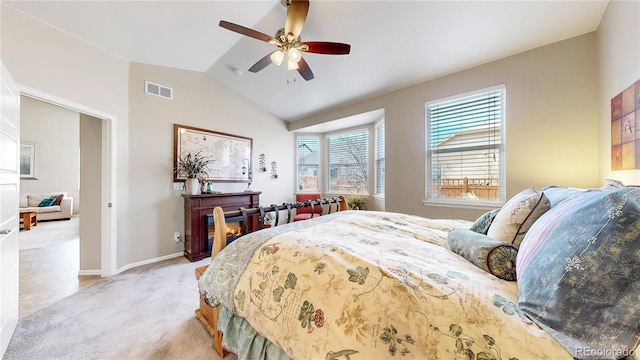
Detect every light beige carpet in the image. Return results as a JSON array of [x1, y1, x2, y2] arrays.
[[4, 256, 237, 360], [18, 216, 79, 251]]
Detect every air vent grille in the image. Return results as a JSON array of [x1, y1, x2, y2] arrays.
[[145, 81, 173, 100]]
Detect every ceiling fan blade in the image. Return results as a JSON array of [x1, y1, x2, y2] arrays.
[[285, 0, 309, 40], [219, 20, 274, 43], [302, 42, 351, 55], [248, 52, 275, 73], [297, 57, 314, 81]]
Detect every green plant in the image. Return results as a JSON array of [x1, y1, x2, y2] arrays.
[[347, 196, 366, 210], [175, 151, 213, 181]]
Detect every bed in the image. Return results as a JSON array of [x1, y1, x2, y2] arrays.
[[198, 186, 640, 360]]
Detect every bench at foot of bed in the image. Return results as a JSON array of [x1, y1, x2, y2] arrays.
[[195, 265, 227, 358]]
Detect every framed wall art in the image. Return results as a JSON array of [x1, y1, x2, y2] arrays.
[[20, 142, 39, 179], [174, 124, 252, 182], [611, 79, 640, 170]]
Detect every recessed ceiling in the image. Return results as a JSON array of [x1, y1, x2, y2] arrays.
[[3, 1, 609, 121]]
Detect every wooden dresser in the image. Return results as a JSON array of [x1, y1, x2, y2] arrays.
[[182, 191, 261, 262]]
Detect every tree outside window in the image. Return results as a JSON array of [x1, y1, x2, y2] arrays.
[[328, 129, 369, 194]]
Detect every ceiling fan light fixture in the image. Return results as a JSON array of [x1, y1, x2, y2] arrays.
[[288, 48, 302, 62], [219, 0, 350, 81], [287, 59, 299, 70], [270, 50, 285, 66]]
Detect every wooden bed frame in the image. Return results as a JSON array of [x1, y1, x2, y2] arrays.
[[195, 196, 348, 357]]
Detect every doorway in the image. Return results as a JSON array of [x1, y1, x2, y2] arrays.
[[18, 87, 115, 278], [17, 95, 106, 317]]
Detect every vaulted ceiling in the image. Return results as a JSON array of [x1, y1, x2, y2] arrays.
[[3, 1, 609, 121]]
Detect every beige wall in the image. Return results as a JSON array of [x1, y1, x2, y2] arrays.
[[127, 63, 294, 264], [597, 0, 640, 184], [79, 114, 103, 271], [1, 5, 295, 270], [290, 34, 600, 221], [19, 96, 80, 214]]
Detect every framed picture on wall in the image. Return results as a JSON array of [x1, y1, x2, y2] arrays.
[[20, 142, 39, 179], [174, 124, 253, 182], [611, 79, 640, 170]]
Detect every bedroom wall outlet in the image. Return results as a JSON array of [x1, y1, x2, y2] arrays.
[[173, 232, 181, 242]]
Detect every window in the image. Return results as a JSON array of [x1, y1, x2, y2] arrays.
[[426, 86, 505, 204], [375, 121, 385, 196], [297, 136, 319, 192], [327, 129, 369, 194]]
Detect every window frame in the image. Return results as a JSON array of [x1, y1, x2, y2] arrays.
[[374, 119, 385, 198], [423, 85, 506, 209], [295, 134, 321, 193]]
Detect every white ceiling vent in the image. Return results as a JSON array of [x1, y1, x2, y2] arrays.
[[145, 81, 173, 100]]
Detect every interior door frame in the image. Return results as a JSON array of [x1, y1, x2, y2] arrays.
[[19, 85, 117, 277], [1, 61, 21, 357]]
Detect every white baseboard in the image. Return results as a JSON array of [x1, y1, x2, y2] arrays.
[[78, 270, 101, 276], [114, 252, 184, 275], [78, 252, 185, 277]]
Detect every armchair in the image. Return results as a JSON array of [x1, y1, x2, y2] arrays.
[[293, 193, 322, 221]]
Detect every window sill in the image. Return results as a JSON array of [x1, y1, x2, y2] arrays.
[[422, 199, 503, 211], [325, 192, 370, 198]]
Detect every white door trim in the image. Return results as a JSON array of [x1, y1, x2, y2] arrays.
[[1, 61, 21, 358], [19, 85, 117, 277]]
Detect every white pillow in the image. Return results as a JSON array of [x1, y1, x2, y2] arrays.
[[487, 187, 551, 247], [27, 193, 47, 207]]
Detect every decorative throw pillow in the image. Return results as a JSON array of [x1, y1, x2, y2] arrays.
[[38, 198, 56, 207], [447, 228, 518, 281], [51, 194, 64, 206], [541, 186, 591, 207], [487, 187, 551, 247], [468, 208, 501, 234], [517, 188, 640, 358], [27, 193, 46, 207]]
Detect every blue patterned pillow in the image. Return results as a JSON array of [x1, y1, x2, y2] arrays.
[[468, 208, 500, 235], [38, 197, 56, 207], [517, 188, 640, 358], [541, 185, 593, 207], [447, 228, 518, 281]]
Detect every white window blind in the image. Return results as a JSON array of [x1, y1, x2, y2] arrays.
[[328, 129, 369, 194], [375, 122, 385, 196], [297, 137, 319, 192], [426, 86, 505, 203]]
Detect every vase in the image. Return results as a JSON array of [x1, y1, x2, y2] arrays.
[[185, 178, 201, 195]]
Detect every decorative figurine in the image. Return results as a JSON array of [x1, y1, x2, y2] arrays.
[[245, 170, 253, 191], [259, 154, 267, 172]]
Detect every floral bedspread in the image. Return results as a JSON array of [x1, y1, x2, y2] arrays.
[[199, 210, 572, 359]]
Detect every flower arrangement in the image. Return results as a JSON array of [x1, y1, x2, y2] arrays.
[[175, 151, 213, 181]]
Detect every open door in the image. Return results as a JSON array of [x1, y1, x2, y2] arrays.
[[0, 61, 21, 356]]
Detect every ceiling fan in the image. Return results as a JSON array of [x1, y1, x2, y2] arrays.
[[219, 0, 351, 81]]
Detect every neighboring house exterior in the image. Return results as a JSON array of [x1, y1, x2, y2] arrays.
[[430, 124, 501, 200]]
